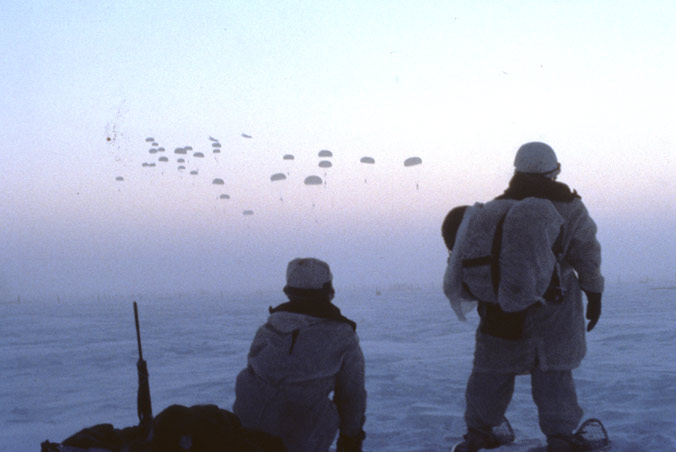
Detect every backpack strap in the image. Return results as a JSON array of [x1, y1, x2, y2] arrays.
[[461, 213, 507, 297], [543, 225, 565, 303]]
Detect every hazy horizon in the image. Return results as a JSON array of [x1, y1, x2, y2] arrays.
[[2, 1, 675, 300]]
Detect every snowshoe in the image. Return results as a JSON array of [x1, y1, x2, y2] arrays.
[[451, 417, 515, 452], [571, 418, 610, 451], [532, 418, 611, 452]]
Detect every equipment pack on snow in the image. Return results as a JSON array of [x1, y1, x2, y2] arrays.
[[455, 197, 565, 312], [40, 302, 286, 452]]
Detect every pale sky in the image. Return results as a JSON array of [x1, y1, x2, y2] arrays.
[[2, 0, 675, 299]]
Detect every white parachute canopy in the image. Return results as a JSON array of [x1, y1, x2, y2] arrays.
[[242, 209, 254, 215], [115, 176, 124, 181], [212, 178, 225, 185], [178, 165, 185, 170], [304, 175, 323, 185], [360, 156, 376, 183], [174, 148, 187, 155], [241, 133, 252, 139], [282, 154, 295, 160], [148, 148, 158, 154], [212, 142, 221, 148], [145, 137, 154, 142], [158, 156, 169, 162], [404, 156, 423, 190], [190, 170, 198, 175], [193, 152, 205, 158], [318, 160, 332, 168], [270, 173, 287, 182], [318, 150, 333, 158], [219, 194, 230, 199], [404, 156, 422, 167]]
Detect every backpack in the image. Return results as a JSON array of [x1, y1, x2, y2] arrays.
[[457, 197, 565, 312]]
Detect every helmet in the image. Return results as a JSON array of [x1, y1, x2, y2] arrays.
[[285, 257, 333, 290], [514, 142, 560, 177]]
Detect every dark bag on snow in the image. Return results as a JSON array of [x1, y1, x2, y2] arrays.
[[41, 404, 286, 452], [152, 404, 285, 452]]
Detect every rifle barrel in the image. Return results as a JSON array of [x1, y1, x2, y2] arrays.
[[133, 301, 143, 361]]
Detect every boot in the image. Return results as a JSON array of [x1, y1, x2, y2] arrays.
[[546, 434, 579, 452], [451, 428, 503, 452]]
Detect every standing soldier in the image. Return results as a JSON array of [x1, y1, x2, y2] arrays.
[[444, 142, 605, 452]]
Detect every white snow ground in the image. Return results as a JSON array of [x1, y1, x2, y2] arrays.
[[1, 282, 675, 451]]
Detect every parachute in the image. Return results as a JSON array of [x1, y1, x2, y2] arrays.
[[177, 158, 185, 163], [193, 152, 205, 158], [404, 156, 422, 167], [213, 149, 221, 154], [190, 170, 198, 175], [174, 148, 187, 155], [148, 148, 158, 154], [242, 210, 254, 215], [158, 156, 169, 162], [241, 133, 252, 139], [318, 150, 333, 158], [212, 143, 221, 148], [151, 142, 159, 147], [184, 146, 193, 151], [404, 156, 423, 190], [318, 160, 332, 168], [145, 137, 154, 142], [157, 147, 165, 153], [360, 156, 375, 183], [219, 194, 230, 200], [208, 136, 219, 142], [270, 173, 286, 182], [178, 165, 185, 170], [282, 154, 294, 160], [304, 175, 323, 185], [212, 178, 225, 185], [115, 176, 124, 181]]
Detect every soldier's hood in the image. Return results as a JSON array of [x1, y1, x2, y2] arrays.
[[267, 299, 357, 331], [266, 311, 328, 334]]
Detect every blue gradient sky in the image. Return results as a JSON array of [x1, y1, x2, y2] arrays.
[[2, 1, 675, 298]]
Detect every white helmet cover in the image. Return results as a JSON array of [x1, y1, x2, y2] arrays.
[[514, 142, 561, 177]]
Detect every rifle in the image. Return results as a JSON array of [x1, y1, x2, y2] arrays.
[[134, 301, 153, 429]]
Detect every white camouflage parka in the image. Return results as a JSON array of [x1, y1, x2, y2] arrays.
[[233, 306, 366, 452], [444, 175, 605, 373]]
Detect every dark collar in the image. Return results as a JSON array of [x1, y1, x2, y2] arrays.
[[269, 299, 357, 331], [497, 173, 580, 202]]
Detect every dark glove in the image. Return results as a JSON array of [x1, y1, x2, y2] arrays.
[[584, 291, 602, 332], [337, 430, 365, 452]]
